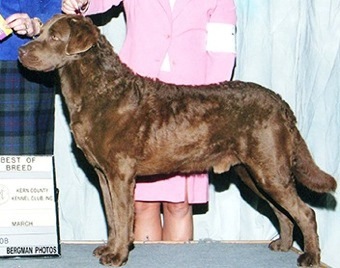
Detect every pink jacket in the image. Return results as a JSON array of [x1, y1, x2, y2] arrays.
[[87, 0, 236, 85], [86, 0, 236, 203]]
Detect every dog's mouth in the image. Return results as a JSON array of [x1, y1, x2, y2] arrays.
[[18, 48, 56, 72], [19, 58, 55, 72], [34, 65, 56, 72]]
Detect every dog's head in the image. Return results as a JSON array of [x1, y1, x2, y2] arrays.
[[19, 14, 100, 72]]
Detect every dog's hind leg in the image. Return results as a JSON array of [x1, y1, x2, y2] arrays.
[[234, 165, 294, 252], [245, 164, 320, 267]]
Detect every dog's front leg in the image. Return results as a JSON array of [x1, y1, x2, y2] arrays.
[[93, 165, 136, 266]]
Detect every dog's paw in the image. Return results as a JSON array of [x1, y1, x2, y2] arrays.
[[99, 252, 128, 267], [93, 244, 109, 257], [297, 252, 320, 268], [93, 245, 129, 266], [268, 238, 291, 252]]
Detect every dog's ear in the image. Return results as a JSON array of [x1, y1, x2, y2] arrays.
[[65, 17, 100, 55]]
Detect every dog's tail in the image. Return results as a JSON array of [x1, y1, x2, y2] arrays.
[[293, 131, 337, 193]]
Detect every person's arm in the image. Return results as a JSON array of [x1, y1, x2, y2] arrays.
[[205, 0, 237, 83], [62, 0, 122, 15]]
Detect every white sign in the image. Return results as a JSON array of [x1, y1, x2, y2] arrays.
[[0, 155, 60, 257]]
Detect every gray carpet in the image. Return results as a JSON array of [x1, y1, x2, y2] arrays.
[[1, 241, 325, 268]]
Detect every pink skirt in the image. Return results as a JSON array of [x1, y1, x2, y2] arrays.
[[134, 173, 209, 204]]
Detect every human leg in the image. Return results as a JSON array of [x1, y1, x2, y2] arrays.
[[134, 201, 162, 241], [134, 173, 206, 242], [162, 200, 193, 241]]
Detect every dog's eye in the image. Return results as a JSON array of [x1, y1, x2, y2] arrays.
[[51, 35, 60, 41]]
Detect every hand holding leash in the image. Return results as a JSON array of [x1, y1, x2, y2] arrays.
[[62, 0, 89, 15]]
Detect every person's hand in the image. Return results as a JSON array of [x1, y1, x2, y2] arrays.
[[6, 13, 42, 37], [62, 0, 89, 14]]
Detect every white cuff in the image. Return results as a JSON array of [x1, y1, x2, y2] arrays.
[[206, 23, 236, 53]]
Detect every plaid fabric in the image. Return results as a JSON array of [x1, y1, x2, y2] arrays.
[[0, 61, 55, 155]]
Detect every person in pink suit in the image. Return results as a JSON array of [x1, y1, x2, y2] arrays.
[[62, 0, 236, 241]]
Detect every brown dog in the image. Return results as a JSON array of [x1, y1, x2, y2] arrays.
[[19, 14, 336, 267]]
